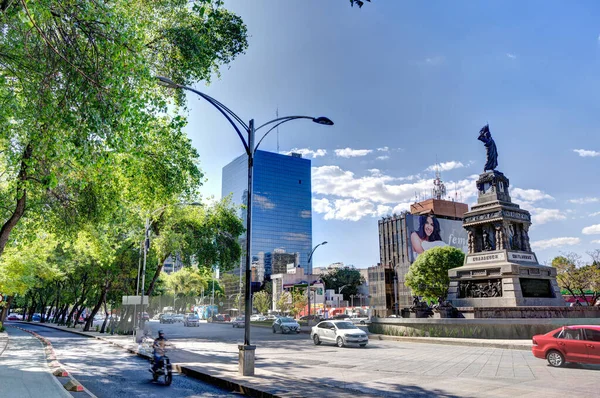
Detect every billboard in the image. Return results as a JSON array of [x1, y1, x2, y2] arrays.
[[406, 214, 468, 263]]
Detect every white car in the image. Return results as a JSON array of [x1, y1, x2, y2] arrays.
[[311, 320, 368, 348], [272, 317, 301, 334], [250, 314, 266, 322]]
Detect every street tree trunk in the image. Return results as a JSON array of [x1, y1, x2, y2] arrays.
[[0, 143, 32, 257], [84, 280, 110, 331]]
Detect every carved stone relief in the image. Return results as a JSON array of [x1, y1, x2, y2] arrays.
[[458, 279, 503, 298]]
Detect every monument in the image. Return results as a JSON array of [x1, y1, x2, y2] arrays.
[[447, 125, 565, 308]]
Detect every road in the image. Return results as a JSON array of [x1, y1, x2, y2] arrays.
[[16, 323, 238, 398], [145, 320, 600, 397]]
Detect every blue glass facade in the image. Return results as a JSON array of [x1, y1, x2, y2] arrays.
[[222, 150, 313, 281]]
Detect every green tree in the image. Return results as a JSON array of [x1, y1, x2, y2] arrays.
[[405, 246, 465, 302], [552, 252, 600, 306], [0, 0, 248, 256], [321, 267, 365, 300], [253, 290, 271, 315], [291, 289, 308, 317], [276, 291, 292, 314]]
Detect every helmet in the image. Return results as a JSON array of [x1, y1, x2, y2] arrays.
[[158, 330, 165, 337]]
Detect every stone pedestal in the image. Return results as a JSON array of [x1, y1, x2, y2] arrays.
[[447, 171, 565, 308], [238, 344, 256, 376]]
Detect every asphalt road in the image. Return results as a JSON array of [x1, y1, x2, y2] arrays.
[[16, 323, 238, 398]]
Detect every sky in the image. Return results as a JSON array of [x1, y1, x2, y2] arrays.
[[181, 0, 600, 269]]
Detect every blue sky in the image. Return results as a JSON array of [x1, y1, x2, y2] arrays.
[[181, 0, 600, 269]]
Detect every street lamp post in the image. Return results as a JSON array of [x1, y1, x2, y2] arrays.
[[307, 241, 327, 324], [157, 76, 333, 376]]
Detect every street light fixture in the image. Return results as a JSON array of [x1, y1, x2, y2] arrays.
[[307, 241, 327, 324], [157, 76, 333, 376]]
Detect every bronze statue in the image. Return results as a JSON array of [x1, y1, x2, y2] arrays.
[[478, 124, 498, 171]]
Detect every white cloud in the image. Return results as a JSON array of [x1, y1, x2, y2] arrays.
[[282, 232, 310, 242], [582, 224, 600, 235], [376, 155, 389, 161], [529, 208, 565, 225], [569, 197, 600, 204], [424, 56, 445, 66], [254, 194, 275, 210], [591, 239, 600, 244], [531, 237, 581, 250], [590, 211, 600, 217], [300, 210, 311, 219], [282, 148, 327, 158], [311, 165, 479, 221], [425, 161, 465, 172], [334, 148, 373, 158], [573, 149, 600, 157], [506, 53, 517, 59], [377, 147, 389, 152], [511, 188, 554, 202]]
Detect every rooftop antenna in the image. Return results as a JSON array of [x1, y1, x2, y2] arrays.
[[276, 107, 280, 153]]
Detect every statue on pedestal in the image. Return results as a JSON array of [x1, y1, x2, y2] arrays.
[[478, 124, 498, 171]]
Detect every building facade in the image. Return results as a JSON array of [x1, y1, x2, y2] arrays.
[[377, 198, 469, 311], [368, 263, 395, 317], [222, 150, 313, 282]]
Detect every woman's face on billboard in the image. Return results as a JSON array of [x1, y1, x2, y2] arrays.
[[424, 216, 434, 237]]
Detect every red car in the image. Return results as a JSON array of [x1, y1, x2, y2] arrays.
[[532, 325, 600, 367]]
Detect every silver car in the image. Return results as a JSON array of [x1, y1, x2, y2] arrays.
[[272, 317, 301, 334], [311, 320, 368, 348]]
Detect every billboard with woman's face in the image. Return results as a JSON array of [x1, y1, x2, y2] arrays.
[[406, 214, 468, 263]]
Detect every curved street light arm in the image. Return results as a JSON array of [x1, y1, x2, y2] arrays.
[[308, 241, 328, 264], [254, 115, 314, 132], [254, 117, 308, 153], [180, 86, 250, 154]]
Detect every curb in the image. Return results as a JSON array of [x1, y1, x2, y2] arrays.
[[369, 333, 532, 351], [7, 325, 96, 397], [16, 322, 279, 397]]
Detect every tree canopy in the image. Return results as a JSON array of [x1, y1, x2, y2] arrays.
[[321, 266, 365, 300], [552, 251, 600, 306], [0, 0, 248, 325], [405, 246, 464, 302]]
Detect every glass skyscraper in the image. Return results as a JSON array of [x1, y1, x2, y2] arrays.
[[222, 150, 313, 281]]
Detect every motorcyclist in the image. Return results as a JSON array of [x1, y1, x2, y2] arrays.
[[151, 330, 167, 373]]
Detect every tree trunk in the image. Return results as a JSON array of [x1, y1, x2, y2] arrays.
[[145, 255, 169, 298], [0, 143, 32, 256], [100, 301, 109, 333], [57, 304, 68, 324], [0, 296, 13, 321], [84, 281, 110, 332]]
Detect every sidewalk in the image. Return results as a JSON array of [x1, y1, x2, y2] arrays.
[[0, 327, 70, 398]]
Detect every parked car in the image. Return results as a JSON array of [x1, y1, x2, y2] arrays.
[[272, 317, 301, 334], [173, 314, 185, 323], [183, 314, 200, 327], [299, 314, 322, 322], [159, 314, 175, 324], [31, 313, 42, 322], [6, 313, 22, 321], [332, 314, 350, 320], [232, 316, 246, 328], [250, 314, 266, 322], [532, 325, 600, 367], [264, 314, 277, 321], [311, 320, 369, 348], [137, 312, 149, 321], [349, 315, 370, 325], [214, 314, 231, 322]]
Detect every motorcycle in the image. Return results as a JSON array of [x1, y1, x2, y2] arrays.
[[150, 353, 173, 386]]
